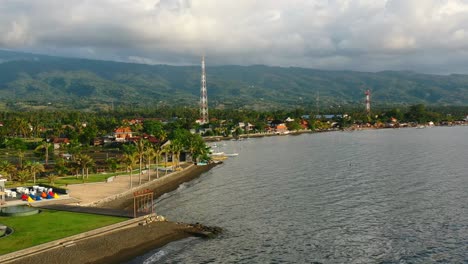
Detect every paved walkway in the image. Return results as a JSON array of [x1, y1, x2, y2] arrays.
[[66, 166, 184, 206], [0, 169, 174, 209]]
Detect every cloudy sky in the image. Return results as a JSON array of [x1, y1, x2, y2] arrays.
[[1, 0, 468, 74]]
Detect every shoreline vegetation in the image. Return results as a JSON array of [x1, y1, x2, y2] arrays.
[[0, 107, 466, 263], [1, 162, 219, 264]]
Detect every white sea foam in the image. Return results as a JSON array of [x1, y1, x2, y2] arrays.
[[142, 250, 166, 264]]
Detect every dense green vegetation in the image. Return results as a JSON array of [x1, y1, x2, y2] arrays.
[[0, 50, 467, 111], [0, 210, 126, 254], [0, 104, 465, 187]]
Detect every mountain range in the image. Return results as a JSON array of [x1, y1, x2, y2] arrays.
[[0, 49, 467, 111]]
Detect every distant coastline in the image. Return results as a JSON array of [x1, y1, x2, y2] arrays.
[[203, 122, 468, 142]]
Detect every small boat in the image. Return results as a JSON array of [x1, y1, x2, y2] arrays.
[[210, 152, 225, 156], [224, 153, 239, 157]]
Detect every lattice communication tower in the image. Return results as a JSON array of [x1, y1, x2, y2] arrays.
[[365, 89, 371, 115], [200, 56, 209, 124]]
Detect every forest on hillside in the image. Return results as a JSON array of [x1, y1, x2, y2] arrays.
[[0, 50, 467, 112]]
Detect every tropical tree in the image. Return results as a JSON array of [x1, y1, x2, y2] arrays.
[[145, 146, 157, 182], [5, 138, 28, 167], [0, 160, 15, 181], [153, 143, 163, 179], [15, 169, 31, 184], [122, 152, 137, 189], [24, 161, 45, 184], [187, 134, 207, 163], [54, 157, 69, 176], [75, 154, 94, 179], [162, 142, 171, 176], [169, 139, 183, 169], [135, 138, 148, 184], [34, 141, 52, 165], [66, 139, 82, 162], [106, 157, 119, 173], [46, 174, 59, 185]]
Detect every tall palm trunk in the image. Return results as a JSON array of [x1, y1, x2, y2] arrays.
[[139, 156, 143, 185], [156, 156, 159, 179], [147, 158, 151, 182]]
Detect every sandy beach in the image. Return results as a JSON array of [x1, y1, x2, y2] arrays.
[[2, 162, 219, 264]]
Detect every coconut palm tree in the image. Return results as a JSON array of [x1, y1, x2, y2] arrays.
[[154, 144, 163, 179], [145, 146, 156, 182], [187, 134, 208, 163], [75, 154, 94, 179], [122, 152, 137, 189], [169, 140, 183, 169], [15, 169, 31, 184], [35, 141, 52, 165], [162, 142, 171, 176], [135, 138, 148, 185], [24, 161, 45, 184], [0, 160, 15, 181]]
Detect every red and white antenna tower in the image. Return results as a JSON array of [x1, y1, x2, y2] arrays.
[[365, 89, 371, 115], [200, 56, 209, 124]]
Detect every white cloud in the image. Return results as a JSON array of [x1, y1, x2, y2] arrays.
[[0, 0, 468, 73]]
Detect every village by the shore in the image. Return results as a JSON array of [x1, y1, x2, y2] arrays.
[[0, 107, 467, 263]]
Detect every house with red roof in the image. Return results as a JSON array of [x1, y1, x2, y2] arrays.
[[114, 127, 133, 142]]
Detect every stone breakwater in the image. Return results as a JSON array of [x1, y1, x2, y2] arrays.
[[1, 162, 220, 264]]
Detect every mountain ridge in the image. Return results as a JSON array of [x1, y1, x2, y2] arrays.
[[0, 50, 467, 111]]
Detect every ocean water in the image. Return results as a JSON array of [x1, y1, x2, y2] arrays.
[[127, 126, 468, 263]]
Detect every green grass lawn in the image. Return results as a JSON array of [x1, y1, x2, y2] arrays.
[[0, 209, 127, 255], [5, 166, 168, 188]]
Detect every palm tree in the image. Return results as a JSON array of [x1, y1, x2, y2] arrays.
[[24, 161, 45, 184], [162, 142, 171, 176], [35, 141, 52, 165], [5, 138, 27, 168], [0, 160, 15, 181], [145, 146, 156, 182], [75, 154, 94, 179], [122, 153, 137, 189], [154, 144, 163, 179], [169, 140, 183, 169], [15, 169, 31, 184], [187, 134, 207, 163], [135, 139, 147, 185], [46, 174, 59, 185]]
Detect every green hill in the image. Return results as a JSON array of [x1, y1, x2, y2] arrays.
[[0, 50, 467, 111]]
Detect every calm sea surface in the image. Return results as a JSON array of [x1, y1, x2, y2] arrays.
[[127, 126, 468, 264]]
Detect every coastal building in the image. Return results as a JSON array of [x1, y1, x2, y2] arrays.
[[52, 137, 70, 149], [238, 122, 254, 132], [114, 127, 133, 142], [275, 123, 288, 134]]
